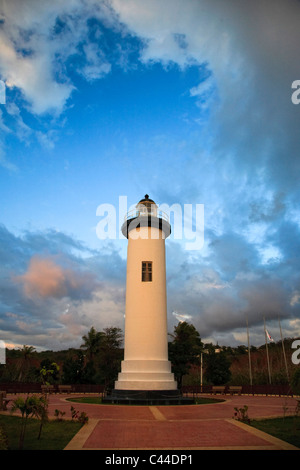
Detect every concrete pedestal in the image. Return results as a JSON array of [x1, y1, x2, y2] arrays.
[[115, 359, 177, 391]]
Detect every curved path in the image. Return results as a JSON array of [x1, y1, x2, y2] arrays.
[[3, 393, 300, 450]]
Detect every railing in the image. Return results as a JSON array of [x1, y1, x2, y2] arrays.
[[124, 208, 170, 223], [0, 382, 106, 396], [181, 384, 297, 397]]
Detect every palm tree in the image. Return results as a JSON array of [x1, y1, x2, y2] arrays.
[[80, 327, 103, 362], [17, 345, 36, 382]]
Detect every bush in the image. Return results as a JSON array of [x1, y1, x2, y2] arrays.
[[233, 405, 251, 424], [70, 406, 89, 424]]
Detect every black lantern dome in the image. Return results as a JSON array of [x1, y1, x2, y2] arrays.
[[138, 194, 155, 204], [121, 195, 171, 239]]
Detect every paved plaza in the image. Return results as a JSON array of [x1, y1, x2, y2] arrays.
[[2, 392, 299, 451], [46, 393, 299, 450]]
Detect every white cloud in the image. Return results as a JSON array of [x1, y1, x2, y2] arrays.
[[0, 0, 123, 169], [290, 291, 300, 307], [0, 0, 120, 115], [0, 9, 72, 115], [79, 42, 112, 82]]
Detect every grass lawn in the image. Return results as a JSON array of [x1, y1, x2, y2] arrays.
[[67, 396, 103, 404], [0, 414, 82, 450], [195, 397, 225, 404], [250, 416, 300, 449]]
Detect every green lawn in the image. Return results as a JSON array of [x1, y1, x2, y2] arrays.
[[195, 397, 225, 404], [0, 414, 82, 450], [250, 416, 300, 449], [66, 396, 103, 404]]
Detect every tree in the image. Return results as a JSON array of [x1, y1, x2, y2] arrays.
[[78, 326, 123, 387], [11, 395, 48, 449], [97, 327, 123, 389], [168, 322, 203, 389], [80, 326, 103, 362], [205, 350, 232, 385], [236, 345, 248, 355], [40, 361, 60, 385], [62, 350, 92, 384], [38, 362, 59, 438], [35, 395, 49, 440], [16, 345, 36, 382], [39, 359, 60, 385]]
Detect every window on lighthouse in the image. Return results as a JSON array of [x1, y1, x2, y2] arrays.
[[142, 261, 152, 282]]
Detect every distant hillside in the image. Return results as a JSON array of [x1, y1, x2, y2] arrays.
[[184, 337, 300, 386]]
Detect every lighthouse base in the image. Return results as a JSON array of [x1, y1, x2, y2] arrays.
[[103, 359, 194, 405], [113, 359, 178, 391], [103, 389, 194, 405]]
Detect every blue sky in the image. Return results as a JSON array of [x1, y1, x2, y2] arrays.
[[0, 0, 300, 352]]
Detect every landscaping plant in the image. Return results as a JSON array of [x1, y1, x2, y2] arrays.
[[233, 405, 251, 424]]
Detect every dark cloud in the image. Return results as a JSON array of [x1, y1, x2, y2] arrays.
[[166, 221, 300, 345]]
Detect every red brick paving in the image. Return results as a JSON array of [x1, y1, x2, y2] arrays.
[[83, 418, 273, 449]]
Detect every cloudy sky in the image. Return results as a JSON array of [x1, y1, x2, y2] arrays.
[[0, 0, 300, 352]]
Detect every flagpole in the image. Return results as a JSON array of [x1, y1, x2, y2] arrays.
[[200, 352, 203, 392], [264, 316, 272, 384], [246, 317, 252, 386], [278, 315, 289, 382]]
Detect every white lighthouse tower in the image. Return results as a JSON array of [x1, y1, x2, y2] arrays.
[[112, 195, 179, 402]]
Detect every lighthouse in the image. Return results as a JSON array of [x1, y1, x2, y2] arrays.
[[112, 195, 179, 402]]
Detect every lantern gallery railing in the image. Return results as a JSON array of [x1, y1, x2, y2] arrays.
[[124, 208, 170, 223]]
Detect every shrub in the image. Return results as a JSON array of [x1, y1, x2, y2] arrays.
[[233, 405, 251, 424], [54, 409, 66, 421], [70, 406, 89, 424]]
